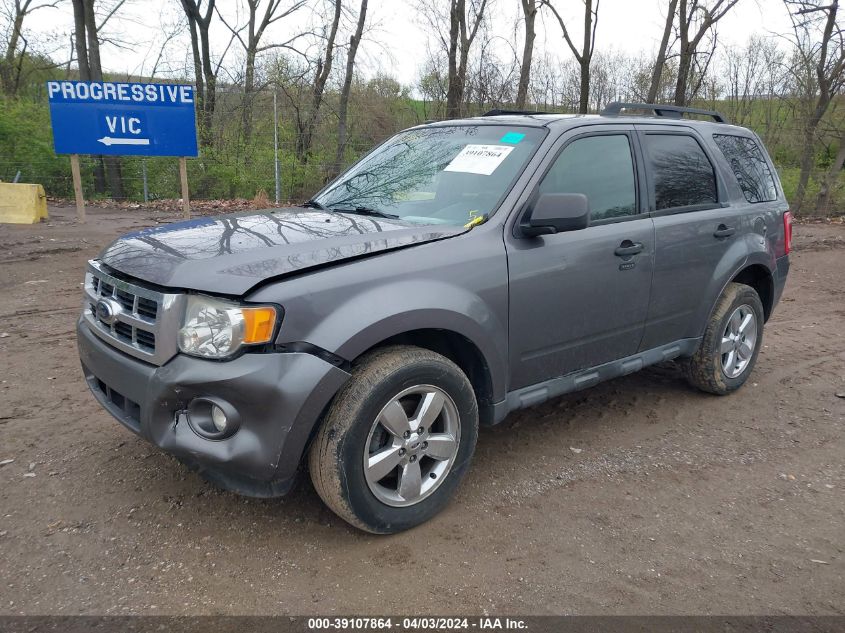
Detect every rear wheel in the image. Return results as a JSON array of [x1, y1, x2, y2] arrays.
[[685, 282, 765, 395], [309, 345, 478, 534]]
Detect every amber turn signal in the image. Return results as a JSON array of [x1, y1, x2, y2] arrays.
[[242, 306, 277, 344]]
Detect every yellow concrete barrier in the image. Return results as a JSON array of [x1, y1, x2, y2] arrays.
[[0, 183, 48, 224]]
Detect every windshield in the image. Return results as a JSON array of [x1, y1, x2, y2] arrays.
[[314, 125, 545, 226]]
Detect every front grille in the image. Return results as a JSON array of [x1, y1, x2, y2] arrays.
[[82, 260, 184, 366], [114, 288, 135, 312], [136, 329, 156, 350], [137, 296, 158, 320]]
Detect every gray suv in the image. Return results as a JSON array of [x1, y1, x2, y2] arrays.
[[77, 102, 791, 533]]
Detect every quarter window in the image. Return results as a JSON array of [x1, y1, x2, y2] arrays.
[[643, 134, 717, 210], [538, 134, 637, 221], [713, 134, 778, 203]]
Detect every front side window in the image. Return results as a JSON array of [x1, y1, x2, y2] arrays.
[[315, 125, 544, 226], [643, 134, 718, 210], [538, 134, 637, 221], [713, 134, 778, 203]]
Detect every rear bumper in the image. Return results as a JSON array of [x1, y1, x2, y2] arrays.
[[773, 254, 790, 308], [77, 317, 350, 495]]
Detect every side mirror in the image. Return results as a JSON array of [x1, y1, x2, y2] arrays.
[[519, 193, 590, 237]]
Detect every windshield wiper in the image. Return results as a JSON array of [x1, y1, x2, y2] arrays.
[[302, 199, 328, 211], [330, 206, 400, 219]]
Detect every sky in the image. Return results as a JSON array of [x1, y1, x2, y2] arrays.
[[29, 0, 796, 87]]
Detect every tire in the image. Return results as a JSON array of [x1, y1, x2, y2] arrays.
[[308, 345, 479, 534], [685, 282, 765, 395]]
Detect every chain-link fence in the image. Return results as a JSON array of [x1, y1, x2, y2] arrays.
[[0, 88, 430, 205], [1, 89, 843, 214]]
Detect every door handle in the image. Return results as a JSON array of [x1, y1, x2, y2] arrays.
[[614, 241, 644, 257], [714, 224, 736, 238]]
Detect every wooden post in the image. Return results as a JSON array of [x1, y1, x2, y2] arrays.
[[179, 156, 190, 218], [70, 154, 85, 223]]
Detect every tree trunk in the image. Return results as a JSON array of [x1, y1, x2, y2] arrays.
[[71, 0, 108, 194], [180, 0, 217, 149], [71, 0, 90, 80], [334, 0, 368, 175], [82, 0, 124, 199], [647, 0, 677, 103], [794, 106, 827, 214], [456, 40, 470, 115], [242, 46, 257, 148], [199, 16, 216, 147], [578, 0, 592, 113], [516, 0, 537, 109], [445, 0, 488, 118], [674, 46, 692, 106], [0, 10, 25, 95], [297, 0, 341, 162], [814, 131, 845, 216], [578, 58, 590, 113], [541, 0, 597, 114], [673, 0, 740, 106], [186, 15, 206, 142], [445, 0, 463, 118], [673, 0, 690, 106], [82, 0, 102, 77]]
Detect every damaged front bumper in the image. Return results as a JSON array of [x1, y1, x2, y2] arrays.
[[77, 318, 350, 496]]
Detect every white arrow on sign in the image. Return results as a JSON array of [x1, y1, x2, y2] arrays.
[[97, 136, 151, 146]]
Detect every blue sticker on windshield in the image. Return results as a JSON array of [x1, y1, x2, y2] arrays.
[[500, 132, 525, 144]]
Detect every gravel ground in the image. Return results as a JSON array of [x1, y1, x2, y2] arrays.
[[0, 205, 843, 616]]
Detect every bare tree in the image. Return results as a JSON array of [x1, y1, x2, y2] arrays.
[[180, 0, 218, 148], [541, 0, 599, 114], [463, 26, 519, 112], [0, 0, 60, 96], [673, 0, 740, 106], [219, 0, 308, 147], [723, 36, 788, 126], [515, 0, 537, 109], [334, 0, 367, 175], [647, 0, 678, 102], [296, 0, 341, 161], [71, 0, 125, 198], [445, 0, 488, 118], [785, 0, 845, 214]]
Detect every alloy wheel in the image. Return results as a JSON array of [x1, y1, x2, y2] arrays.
[[363, 385, 461, 507]]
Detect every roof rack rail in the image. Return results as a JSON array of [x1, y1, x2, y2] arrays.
[[601, 101, 729, 124], [482, 108, 551, 117]]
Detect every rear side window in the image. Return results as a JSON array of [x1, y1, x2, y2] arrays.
[[643, 134, 717, 210], [712, 134, 778, 203], [538, 134, 637, 221]]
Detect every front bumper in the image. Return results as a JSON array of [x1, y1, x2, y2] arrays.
[[77, 318, 350, 495]]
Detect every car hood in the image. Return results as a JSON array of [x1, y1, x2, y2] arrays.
[[98, 208, 466, 295]]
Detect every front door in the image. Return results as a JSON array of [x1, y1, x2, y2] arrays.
[[506, 130, 655, 390]]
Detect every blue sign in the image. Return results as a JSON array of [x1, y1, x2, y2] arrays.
[[46, 80, 198, 157]]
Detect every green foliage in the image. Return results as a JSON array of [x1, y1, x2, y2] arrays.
[[0, 97, 70, 191], [2, 84, 842, 214]]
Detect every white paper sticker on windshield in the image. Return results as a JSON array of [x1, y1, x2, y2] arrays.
[[444, 144, 515, 176]]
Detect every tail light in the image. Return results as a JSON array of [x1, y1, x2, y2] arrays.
[[783, 210, 793, 255]]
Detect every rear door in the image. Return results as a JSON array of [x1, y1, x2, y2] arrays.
[[506, 126, 655, 390], [635, 125, 748, 349]]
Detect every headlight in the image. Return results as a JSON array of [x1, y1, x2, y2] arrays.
[[178, 295, 278, 359]]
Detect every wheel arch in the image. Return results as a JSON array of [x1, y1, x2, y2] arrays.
[[353, 328, 497, 426], [729, 263, 775, 321]]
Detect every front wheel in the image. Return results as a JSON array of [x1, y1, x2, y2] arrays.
[[309, 345, 478, 534], [685, 282, 765, 395]]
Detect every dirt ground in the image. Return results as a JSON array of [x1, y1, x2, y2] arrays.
[[0, 204, 843, 616]]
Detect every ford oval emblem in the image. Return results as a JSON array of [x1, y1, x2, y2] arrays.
[[95, 298, 122, 325]]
